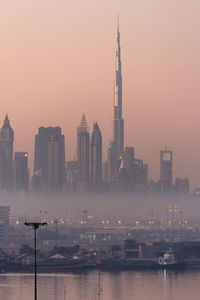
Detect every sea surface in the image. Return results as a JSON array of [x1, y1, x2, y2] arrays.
[[0, 269, 200, 300]]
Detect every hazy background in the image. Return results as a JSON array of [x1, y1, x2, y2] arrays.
[[0, 0, 200, 187], [0, 193, 198, 221]]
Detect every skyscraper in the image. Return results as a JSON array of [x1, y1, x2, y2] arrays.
[[0, 115, 14, 190], [14, 152, 29, 190], [160, 149, 173, 192], [33, 126, 65, 191], [112, 21, 124, 168], [77, 114, 90, 189], [0, 206, 10, 240], [65, 160, 78, 191], [123, 147, 134, 172], [106, 143, 114, 183], [91, 122, 102, 186], [47, 135, 64, 191]]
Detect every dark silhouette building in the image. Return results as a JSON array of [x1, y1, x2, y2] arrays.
[[0, 115, 14, 190], [112, 148, 148, 192], [14, 152, 29, 190], [123, 147, 134, 172], [0, 206, 10, 240], [107, 142, 115, 183], [133, 159, 148, 187], [65, 160, 78, 191], [33, 126, 65, 191], [47, 135, 65, 191], [91, 122, 102, 187], [77, 114, 90, 191], [160, 149, 173, 192], [174, 177, 190, 194]]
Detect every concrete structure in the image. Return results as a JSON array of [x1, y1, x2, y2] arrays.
[[134, 159, 148, 186], [14, 152, 29, 190], [107, 143, 114, 183], [160, 149, 173, 192], [0, 206, 10, 240], [65, 161, 78, 191], [124, 147, 134, 172], [111, 21, 124, 172], [174, 178, 190, 194], [77, 114, 90, 190], [33, 127, 65, 191], [48, 135, 61, 191], [0, 115, 14, 190], [91, 122, 102, 186]]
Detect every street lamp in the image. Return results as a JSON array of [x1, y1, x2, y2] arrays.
[[24, 222, 47, 300]]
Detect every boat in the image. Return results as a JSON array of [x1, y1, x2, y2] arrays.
[[97, 258, 159, 270], [24, 258, 87, 273], [158, 249, 185, 269]]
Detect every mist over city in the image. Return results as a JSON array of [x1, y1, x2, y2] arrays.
[[1, 1, 200, 299], [0, 192, 199, 221]]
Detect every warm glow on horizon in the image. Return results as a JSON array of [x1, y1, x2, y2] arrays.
[[0, 0, 200, 187]]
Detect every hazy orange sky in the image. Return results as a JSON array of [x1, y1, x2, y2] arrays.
[[0, 0, 200, 187]]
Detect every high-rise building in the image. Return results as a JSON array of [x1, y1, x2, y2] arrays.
[[0, 206, 9, 240], [160, 150, 173, 192], [47, 135, 63, 191], [112, 21, 124, 170], [134, 159, 148, 186], [174, 177, 190, 194], [33, 126, 65, 191], [107, 142, 114, 183], [102, 162, 108, 183], [0, 115, 14, 190], [123, 147, 134, 172], [65, 161, 78, 191], [91, 122, 102, 186], [112, 148, 148, 192], [77, 114, 90, 189], [14, 152, 29, 190]]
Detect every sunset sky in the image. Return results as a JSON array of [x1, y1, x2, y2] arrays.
[[0, 0, 200, 187]]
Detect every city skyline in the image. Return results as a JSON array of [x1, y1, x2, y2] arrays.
[[0, 1, 200, 187], [1, 2, 200, 300]]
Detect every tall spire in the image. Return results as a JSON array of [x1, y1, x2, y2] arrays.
[[117, 13, 119, 34], [112, 18, 124, 165], [2, 114, 11, 129], [78, 113, 89, 133], [115, 16, 121, 80]]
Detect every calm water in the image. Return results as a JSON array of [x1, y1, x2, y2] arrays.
[[0, 270, 200, 300]]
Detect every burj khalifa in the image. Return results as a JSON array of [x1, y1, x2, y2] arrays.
[[112, 21, 124, 166]]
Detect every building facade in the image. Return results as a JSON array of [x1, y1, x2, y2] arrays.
[[65, 161, 78, 191], [160, 150, 173, 192], [14, 152, 29, 190], [111, 22, 124, 172], [77, 114, 90, 190], [33, 126, 65, 191], [0, 206, 10, 240], [91, 122, 102, 186], [0, 115, 14, 190]]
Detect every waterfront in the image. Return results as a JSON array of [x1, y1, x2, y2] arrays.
[[0, 270, 200, 300]]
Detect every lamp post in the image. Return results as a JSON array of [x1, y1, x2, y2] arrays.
[[24, 222, 47, 300]]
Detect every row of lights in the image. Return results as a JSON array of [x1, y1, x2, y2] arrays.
[[15, 218, 188, 227], [80, 220, 123, 225]]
